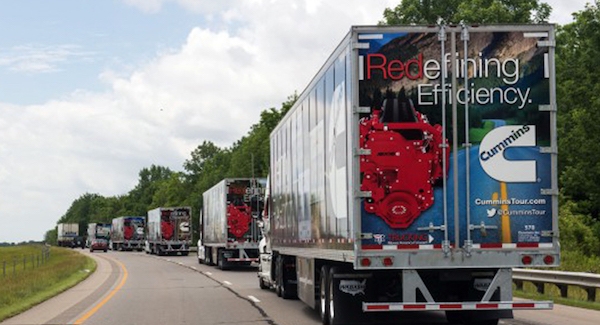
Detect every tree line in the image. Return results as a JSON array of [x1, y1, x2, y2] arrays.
[[46, 0, 600, 272]]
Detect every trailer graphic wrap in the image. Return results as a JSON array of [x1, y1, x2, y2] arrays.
[[358, 30, 553, 248]]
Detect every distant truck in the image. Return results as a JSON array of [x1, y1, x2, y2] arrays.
[[110, 216, 146, 251], [198, 178, 266, 269], [145, 207, 192, 256], [87, 223, 111, 252], [257, 24, 559, 325], [57, 223, 79, 248]]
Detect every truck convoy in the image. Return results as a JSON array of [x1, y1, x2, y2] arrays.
[[57, 223, 80, 248], [257, 24, 559, 325], [111, 216, 146, 251], [146, 207, 192, 256], [198, 178, 266, 269], [87, 223, 111, 252]]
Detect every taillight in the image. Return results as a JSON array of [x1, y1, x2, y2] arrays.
[[361, 258, 371, 267], [383, 257, 393, 267], [543, 255, 555, 265], [521, 255, 533, 265]]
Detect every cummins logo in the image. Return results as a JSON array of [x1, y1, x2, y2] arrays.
[[479, 125, 537, 182], [339, 279, 366, 296]]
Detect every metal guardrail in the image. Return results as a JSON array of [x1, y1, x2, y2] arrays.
[[513, 268, 600, 302]]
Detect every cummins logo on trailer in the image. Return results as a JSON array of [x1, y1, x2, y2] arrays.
[[479, 125, 537, 182]]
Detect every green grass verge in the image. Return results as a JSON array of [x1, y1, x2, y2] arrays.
[[0, 246, 96, 322], [514, 281, 600, 311]]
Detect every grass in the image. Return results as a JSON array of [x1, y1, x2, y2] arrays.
[[0, 245, 96, 322], [514, 281, 600, 311]]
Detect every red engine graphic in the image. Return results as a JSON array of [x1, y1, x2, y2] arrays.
[[124, 225, 134, 240], [161, 221, 174, 240], [360, 95, 449, 229], [227, 204, 251, 239]]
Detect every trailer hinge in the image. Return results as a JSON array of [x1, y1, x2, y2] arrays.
[[539, 146, 557, 154], [539, 104, 556, 112], [537, 40, 556, 48], [541, 230, 556, 238], [356, 190, 372, 198], [354, 106, 371, 114], [361, 233, 373, 239], [353, 42, 370, 50], [355, 148, 371, 156], [541, 188, 559, 196]]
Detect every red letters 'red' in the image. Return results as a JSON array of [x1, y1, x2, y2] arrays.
[[366, 53, 423, 80]]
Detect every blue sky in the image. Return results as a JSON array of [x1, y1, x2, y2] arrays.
[[0, 0, 590, 243], [0, 0, 207, 104]]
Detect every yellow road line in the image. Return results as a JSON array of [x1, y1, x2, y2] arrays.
[[73, 258, 128, 325], [500, 182, 511, 243]]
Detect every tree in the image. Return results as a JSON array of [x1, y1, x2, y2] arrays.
[[556, 1, 600, 219], [127, 165, 174, 215], [380, 0, 551, 25], [44, 228, 57, 245]]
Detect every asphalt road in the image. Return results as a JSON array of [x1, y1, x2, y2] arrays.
[[3, 250, 600, 325]]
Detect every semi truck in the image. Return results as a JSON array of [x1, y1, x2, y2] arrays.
[[198, 178, 266, 270], [87, 223, 111, 252], [57, 223, 79, 248], [146, 207, 192, 256], [257, 24, 559, 325], [110, 216, 146, 251]]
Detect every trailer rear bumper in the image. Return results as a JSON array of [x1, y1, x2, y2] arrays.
[[363, 300, 553, 312]]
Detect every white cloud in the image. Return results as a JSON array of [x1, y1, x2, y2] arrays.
[[0, 44, 94, 73]]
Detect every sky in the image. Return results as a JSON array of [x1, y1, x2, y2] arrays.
[[0, 0, 591, 243]]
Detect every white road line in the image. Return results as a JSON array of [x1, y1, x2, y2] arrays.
[[223, 281, 233, 286], [248, 296, 260, 303]]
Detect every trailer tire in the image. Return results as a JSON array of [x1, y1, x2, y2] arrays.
[[327, 267, 339, 325], [319, 265, 330, 325]]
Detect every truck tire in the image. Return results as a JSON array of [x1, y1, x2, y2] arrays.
[[276, 256, 296, 299], [259, 275, 269, 290], [217, 250, 229, 270], [319, 265, 330, 325]]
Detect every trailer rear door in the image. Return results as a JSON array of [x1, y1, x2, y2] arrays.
[[355, 25, 559, 268]]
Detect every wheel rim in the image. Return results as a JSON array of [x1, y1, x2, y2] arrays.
[[328, 272, 335, 323], [320, 269, 327, 321]]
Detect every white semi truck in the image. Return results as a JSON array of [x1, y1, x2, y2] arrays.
[[110, 216, 146, 251], [146, 207, 192, 256], [258, 24, 559, 325], [198, 178, 266, 270], [57, 223, 79, 248]]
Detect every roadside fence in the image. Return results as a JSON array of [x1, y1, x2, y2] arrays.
[[1, 245, 51, 278]]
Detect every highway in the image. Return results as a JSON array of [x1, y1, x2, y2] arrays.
[[2, 251, 599, 325]]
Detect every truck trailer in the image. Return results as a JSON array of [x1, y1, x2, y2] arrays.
[[198, 178, 266, 270], [111, 216, 146, 251], [87, 223, 111, 252], [146, 207, 192, 256], [257, 24, 559, 325], [57, 223, 79, 248]]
